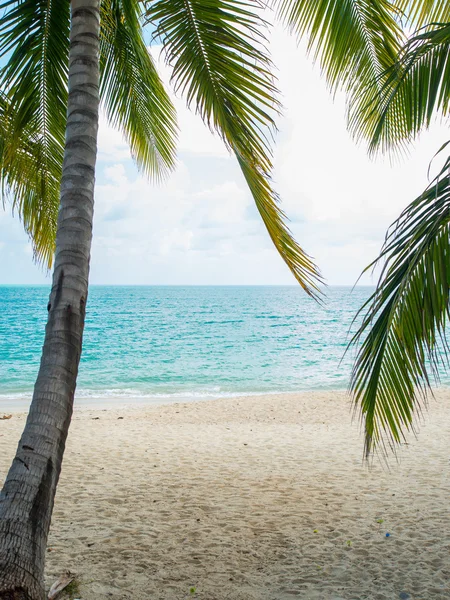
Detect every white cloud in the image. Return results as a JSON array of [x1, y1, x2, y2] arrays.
[[194, 181, 250, 225], [89, 160, 269, 283], [97, 114, 132, 163], [159, 228, 194, 256]]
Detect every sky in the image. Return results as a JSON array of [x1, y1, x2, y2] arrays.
[[0, 25, 449, 287]]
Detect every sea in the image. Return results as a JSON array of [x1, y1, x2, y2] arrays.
[[1, 285, 446, 408]]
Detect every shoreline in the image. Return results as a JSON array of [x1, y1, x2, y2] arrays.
[[1, 390, 449, 599], [1, 385, 449, 414], [0, 389, 353, 413]]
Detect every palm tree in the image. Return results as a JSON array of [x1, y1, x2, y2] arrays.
[[0, 0, 410, 597], [347, 3, 450, 457], [0, 2, 105, 597]]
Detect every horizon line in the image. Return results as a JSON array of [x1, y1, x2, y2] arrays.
[[0, 283, 376, 288]]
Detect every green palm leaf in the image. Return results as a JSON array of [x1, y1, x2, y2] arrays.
[[349, 154, 450, 456], [275, 0, 403, 98], [0, 92, 60, 267], [0, 0, 69, 266], [396, 0, 450, 27], [100, 0, 178, 179], [350, 22, 450, 154], [147, 0, 322, 297]]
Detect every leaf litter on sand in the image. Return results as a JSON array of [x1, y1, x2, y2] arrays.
[[48, 571, 76, 600]]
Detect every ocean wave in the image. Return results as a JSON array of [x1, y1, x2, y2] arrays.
[[0, 387, 284, 403]]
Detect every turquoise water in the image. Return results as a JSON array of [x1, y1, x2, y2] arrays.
[[0, 285, 407, 403]]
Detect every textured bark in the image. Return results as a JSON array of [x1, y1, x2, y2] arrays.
[[0, 2, 100, 598]]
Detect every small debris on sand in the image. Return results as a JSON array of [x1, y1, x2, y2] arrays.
[[48, 571, 75, 600]]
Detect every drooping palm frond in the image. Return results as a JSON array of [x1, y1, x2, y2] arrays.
[[350, 22, 450, 154], [147, 0, 323, 297], [0, 0, 69, 266], [100, 0, 178, 179], [0, 92, 60, 267], [275, 0, 404, 101], [396, 0, 450, 28], [349, 153, 450, 457]]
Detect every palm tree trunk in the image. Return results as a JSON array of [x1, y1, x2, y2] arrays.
[[0, 1, 100, 598]]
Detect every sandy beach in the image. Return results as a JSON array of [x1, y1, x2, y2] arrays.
[[1, 391, 449, 600]]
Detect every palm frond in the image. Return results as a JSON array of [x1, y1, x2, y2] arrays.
[[349, 152, 450, 457], [0, 92, 60, 267], [100, 0, 178, 180], [147, 0, 323, 297], [396, 0, 450, 28], [350, 22, 450, 154], [0, 0, 68, 266], [275, 0, 404, 96]]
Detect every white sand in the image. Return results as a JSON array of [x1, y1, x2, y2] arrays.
[[1, 391, 450, 600]]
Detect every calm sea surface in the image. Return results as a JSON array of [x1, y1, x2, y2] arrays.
[[2, 285, 442, 406]]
